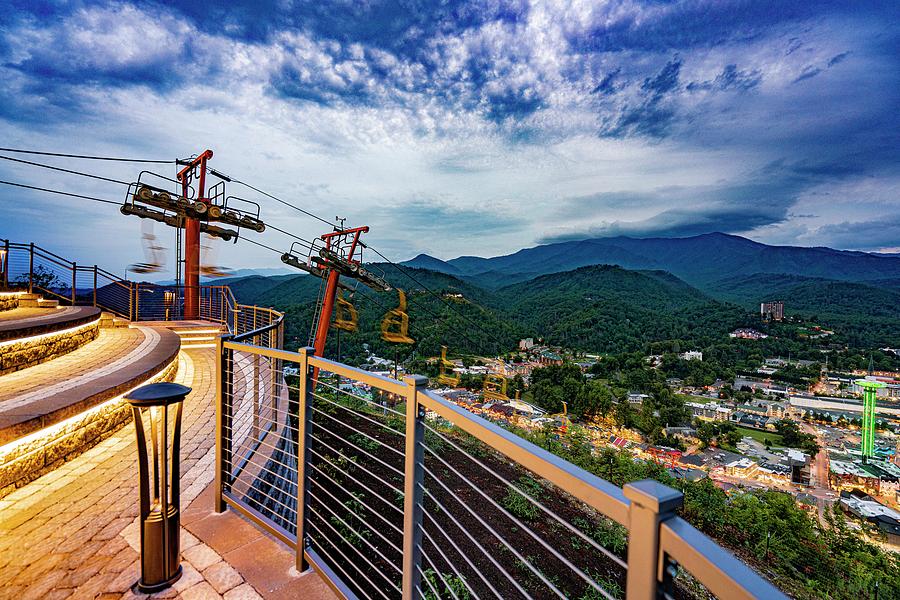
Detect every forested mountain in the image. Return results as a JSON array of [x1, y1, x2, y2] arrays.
[[402, 232, 900, 289], [225, 265, 522, 361], [223, 247, 900, 361], [224, 262, 761, 360], [495, 265, 747, 352]]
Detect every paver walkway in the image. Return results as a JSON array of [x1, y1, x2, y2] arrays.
[[0, 306, 65, 323], [0, 348, 268, 599]]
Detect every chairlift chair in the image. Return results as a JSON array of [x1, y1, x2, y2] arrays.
[[381, 289, 414, 344], [332, 290, 358, 332], [436, 345, 460, 387], [483, 373, 508, 401]]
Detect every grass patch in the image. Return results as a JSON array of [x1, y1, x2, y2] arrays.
[[735, 425, 783, 446]]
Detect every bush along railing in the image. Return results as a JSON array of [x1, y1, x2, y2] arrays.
[[1, 240, 283, 334], [216, 339, 787, 600]]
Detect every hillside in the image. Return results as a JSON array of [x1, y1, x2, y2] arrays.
[[226, 264, 522, 361], [402, 233, 900, 290], [222, 262, 756, 358], [495, 265, 747, 352], [709, 273, 900, 346]]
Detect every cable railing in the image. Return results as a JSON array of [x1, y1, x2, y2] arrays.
[[216, 340, 787, 600], [0, 240, 283, 339]]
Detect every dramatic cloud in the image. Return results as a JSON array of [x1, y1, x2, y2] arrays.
[[0, 0, 897, 274]]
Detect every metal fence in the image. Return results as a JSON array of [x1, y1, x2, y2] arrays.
[[0, 240, 281, 336], [216, 337, 787, 600]]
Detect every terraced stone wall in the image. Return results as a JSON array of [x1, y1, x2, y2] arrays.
[[0, 357, 178, 498], [0, 320, 100, 376]]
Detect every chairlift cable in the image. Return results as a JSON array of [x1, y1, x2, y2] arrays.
[[230, 178, 335, 228], [0, 180, 121, 206], [0, 154, 132, 185], [0, 147, 173, 164]]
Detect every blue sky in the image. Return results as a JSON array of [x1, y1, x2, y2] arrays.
[[0, 0, 898, 276]]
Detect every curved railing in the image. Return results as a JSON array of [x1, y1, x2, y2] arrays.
[[1, 240, 284, 341]]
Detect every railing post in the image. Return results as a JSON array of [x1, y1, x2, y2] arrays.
[[623, 479, 683, 600], [28, 242, 34, 293], [215, 334, 234, 513], [252, 353, 260, 441], [72, 261, 77, 305], [402, 375, 428, 600], [295, 346, 314, 572], [93, 266, 98, 307]]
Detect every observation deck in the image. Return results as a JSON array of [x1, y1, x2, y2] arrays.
[[0, 239, 785, 600]]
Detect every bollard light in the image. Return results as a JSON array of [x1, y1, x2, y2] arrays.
[[125, 382, 192, 593], [163, 290, 176, 321]]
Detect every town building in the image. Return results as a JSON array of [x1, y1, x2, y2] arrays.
[[686, 401, 732, 421], [730, 328, 768, 340], [760, 300, 784, 322], [840, 492, 900, 546], [539, 350, 563, 366], [724, 457, 758, 478], [680, 350, 703, 361], [627, 392, 650, 406]]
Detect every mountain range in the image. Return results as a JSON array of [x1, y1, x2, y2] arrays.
[[401, 232, 900, 290], [219, 232, 900, 355]]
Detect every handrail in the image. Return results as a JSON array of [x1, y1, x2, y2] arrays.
[[660, 516, 785, 600]]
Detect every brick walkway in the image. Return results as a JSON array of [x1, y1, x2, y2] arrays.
[[0, 348, 267, 600]]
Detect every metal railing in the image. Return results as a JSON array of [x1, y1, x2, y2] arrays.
[[0, 240, 283, 336], [216, 339, 787, 600]]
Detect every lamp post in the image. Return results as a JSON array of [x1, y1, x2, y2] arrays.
[[163, 290, 175, 321], [125, 382, 191, 593]]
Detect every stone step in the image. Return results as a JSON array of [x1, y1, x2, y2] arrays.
[[17, 293, 40, 300], [100, 312, 130, 329], [172, 327, 223, 349], [18, 298, 59, 308]]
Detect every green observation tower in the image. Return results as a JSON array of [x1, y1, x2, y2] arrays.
[[855, 377, 885, 461]]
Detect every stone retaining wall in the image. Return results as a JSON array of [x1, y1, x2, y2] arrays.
[[0, 320, 100, 375], [0, 357, 178, 498], [0, 296, 18, 312]]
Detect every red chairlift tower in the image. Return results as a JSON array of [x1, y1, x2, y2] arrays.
[[176, 150, 213, 320], [313, 226, 368, 358], [281, 225, 392, 360]]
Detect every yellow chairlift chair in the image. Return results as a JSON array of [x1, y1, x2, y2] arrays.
[[381, 289, 414, 344]]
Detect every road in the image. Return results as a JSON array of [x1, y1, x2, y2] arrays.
[[800, 421, 830, 490]]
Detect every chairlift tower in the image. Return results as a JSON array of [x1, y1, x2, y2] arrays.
[[176, 150, 213, 320]]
